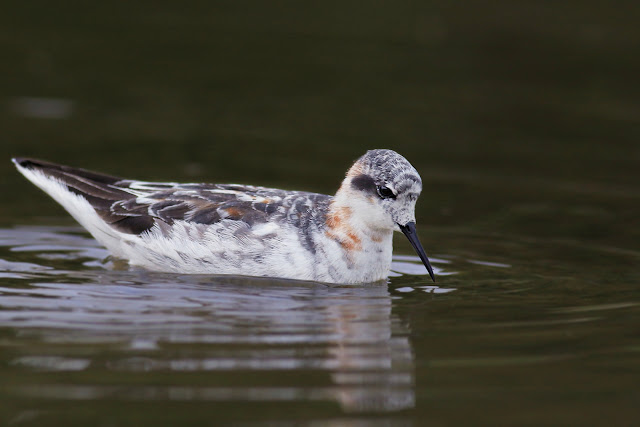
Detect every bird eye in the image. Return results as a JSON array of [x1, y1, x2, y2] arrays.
[[376, 185, 396, 199]]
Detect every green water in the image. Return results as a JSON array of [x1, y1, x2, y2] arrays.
[[1, 1, 639, 426]]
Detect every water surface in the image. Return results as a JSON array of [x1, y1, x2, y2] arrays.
[[1, 223, 638, 426]]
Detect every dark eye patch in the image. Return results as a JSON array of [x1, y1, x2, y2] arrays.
[[350, 174, 377, 193]]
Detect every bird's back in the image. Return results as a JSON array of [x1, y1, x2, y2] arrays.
[[13, 158, 333, 278]]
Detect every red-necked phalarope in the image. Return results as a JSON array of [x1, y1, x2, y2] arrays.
[[12, 149, 435, 284]]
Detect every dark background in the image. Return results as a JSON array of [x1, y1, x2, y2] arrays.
[[2, 1, 638, 252]]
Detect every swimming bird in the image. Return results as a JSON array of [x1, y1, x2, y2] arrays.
[[12, 149, 435, 284]]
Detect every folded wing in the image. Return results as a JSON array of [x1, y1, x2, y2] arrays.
[[12, 158, 313, 236]]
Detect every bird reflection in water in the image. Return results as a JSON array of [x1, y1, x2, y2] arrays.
[[0, 226, 416, 413]]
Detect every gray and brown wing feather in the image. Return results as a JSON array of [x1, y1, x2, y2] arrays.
[[15, 158, 330, 235]]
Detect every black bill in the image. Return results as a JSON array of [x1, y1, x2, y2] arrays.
[[399, 221, 436, 282]]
